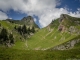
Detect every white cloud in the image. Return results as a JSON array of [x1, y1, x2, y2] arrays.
[[69, 8, 80, 17], [0, 11, 8, 20], [0, 0, 80, 27]]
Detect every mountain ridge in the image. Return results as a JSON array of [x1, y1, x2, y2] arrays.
[[6, 16, 39, 28]]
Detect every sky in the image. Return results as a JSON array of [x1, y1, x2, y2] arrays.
[[0, 0, 80, 28]]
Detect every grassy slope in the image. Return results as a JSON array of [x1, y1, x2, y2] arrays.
[[27, 27, 77, 50], [27, 18, 79, 50]]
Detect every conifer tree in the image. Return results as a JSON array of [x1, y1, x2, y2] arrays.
[[0, 28, 8, 41], [17, 26, 22, 35], [22, 24, 27, 34], [31, 26, 35, 33], [9, 33, 14, 44], [28, 27, 31, 35]]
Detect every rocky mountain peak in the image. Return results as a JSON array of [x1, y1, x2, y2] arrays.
[[21, 16, 34, 21], [59, 14, 68, 23], [21, 16, 39, 28], [21, 16, 34, 25]]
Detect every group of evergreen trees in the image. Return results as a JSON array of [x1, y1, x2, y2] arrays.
[[0, 28, 14, 45], [14, 24, 35, 35]]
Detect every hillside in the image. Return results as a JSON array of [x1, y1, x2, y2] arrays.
[[0, 16, 39, 49], [27, 14, 80, 50]]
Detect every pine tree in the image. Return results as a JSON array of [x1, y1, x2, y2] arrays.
[[22, 24, 27, 34], [17, 26, 22, 35], [0, 28, 8, 41], [9, 33, 14, 44], [14, 25, 17, 30], [28, 27, 31, 35], [31, 26, 35, 33]]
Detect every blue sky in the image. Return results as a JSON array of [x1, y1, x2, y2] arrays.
[[7, 9, 27, 20], [0, 0, 80, 28], [57, 0, 80, 12]]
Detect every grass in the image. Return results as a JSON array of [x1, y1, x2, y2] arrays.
[[0, 47, 80, 60], [0, 21, 15, 29], [27, 27, 76, 50]]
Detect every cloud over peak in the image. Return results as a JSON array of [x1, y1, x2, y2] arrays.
[[0, 0, 80, 27]]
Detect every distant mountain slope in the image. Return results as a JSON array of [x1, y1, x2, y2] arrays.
[[6, 16, 39, 28]]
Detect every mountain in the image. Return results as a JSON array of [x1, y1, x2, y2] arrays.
[[0, 14, 80, 60], [0, 14, 80, 50]]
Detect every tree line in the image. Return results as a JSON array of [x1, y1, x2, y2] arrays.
[[14, 24, 35, 35]]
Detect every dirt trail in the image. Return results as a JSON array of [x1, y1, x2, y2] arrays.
[[25, 41, 28, 48], [43, 29, 54, 39]]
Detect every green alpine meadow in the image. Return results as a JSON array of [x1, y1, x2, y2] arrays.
[[0, 14, 80, 60]]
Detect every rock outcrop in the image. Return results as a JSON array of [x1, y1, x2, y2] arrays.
[[68, 26, 80, 35], [59, 14, 68, 23], [51, 38, 80, 50]]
